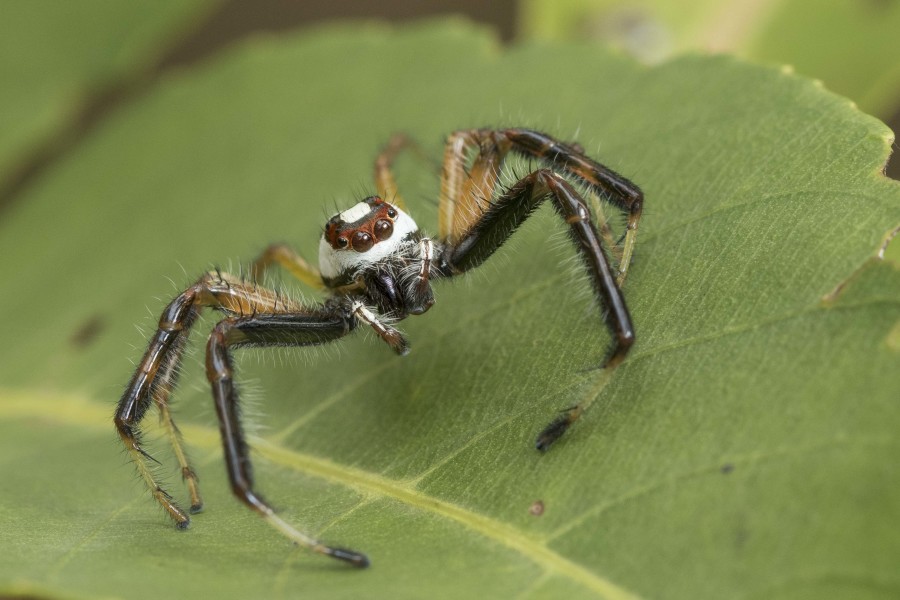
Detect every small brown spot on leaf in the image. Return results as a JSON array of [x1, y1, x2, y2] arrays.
[[70, 314, 105, 348], [529, 500, 545, 516]]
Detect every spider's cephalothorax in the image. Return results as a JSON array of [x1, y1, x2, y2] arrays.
[[318, 194, 436, 321], [114, 128, 643, 569]]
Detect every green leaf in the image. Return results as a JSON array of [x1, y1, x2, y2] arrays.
[[0, 0, 218, 181], [1, 21, 898, 599], [519, 0, 900, 117]]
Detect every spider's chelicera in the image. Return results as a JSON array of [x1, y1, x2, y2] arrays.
[[114, 128, 643, 568]]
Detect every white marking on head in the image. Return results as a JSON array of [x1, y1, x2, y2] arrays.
[[339, 202, 371, 224], [318, 206, 419, 280]]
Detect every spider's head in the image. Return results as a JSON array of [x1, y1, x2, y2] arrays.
[[318, 195, 419, 281]]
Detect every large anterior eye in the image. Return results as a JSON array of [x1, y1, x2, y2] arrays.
[[373, 218, 393, 241], [351, 231, 374, 252]]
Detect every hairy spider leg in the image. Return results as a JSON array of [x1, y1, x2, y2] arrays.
[[155, 375, 203, 513], [502, 128, 643, 285], [438, 130, 510, 241], [116, 286, 202, 525], [586, 188, 625, 266], [437, 168, 635, 451], [116, 279, 204, 513], [438, 129, 642, 285], [251, 243, 325, 291], [205, 310, 369, 567], [116, 270, 404, 567], [115, 272, 303, 526], [374, 133, 438, 213], [374, 133, 411, 212]]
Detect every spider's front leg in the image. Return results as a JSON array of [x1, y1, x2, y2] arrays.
[[116, 270, 374, 566], [205, 305, 371, 567], [437, 168, 635, 451], [114, 272, 303, 525]]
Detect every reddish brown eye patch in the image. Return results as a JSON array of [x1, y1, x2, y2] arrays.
[[325, 200, 402, 251]]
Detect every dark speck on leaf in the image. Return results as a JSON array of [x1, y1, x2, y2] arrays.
[[70, 314, 105, 348]]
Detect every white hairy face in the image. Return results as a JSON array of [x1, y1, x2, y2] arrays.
[[318, 199, 419, 280]]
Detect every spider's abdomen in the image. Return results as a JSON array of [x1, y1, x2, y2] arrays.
[[318, 195, 420, 286]]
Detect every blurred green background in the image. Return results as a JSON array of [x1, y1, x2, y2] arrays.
[[2, 0, 900, 210]]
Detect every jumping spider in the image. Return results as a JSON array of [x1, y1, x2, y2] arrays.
[[114, 128, 643, 568]]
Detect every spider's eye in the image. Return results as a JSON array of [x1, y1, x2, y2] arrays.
[[373, 218, 393, 241], [337, 237, 349, 248], [351, 231, 374, 252], [386, 208, 397, 218]]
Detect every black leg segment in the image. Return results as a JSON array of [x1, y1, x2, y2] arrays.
[[438, 167, 636, 451], [205, 309, 369, 567], [441, 169, 634, 368], [502, 128, 643, 227]]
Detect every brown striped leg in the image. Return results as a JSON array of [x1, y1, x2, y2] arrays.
[[115, 286, 203, 526], [250, 243, 325, 291], [205, 310, 368, 567], [437, 129, 512, 241], [438, 169, 635, 450], [374, 133, 436, 213], [155, 372, 204, 513], [114, 271, 303, 528], [437, 130, 475, 238]]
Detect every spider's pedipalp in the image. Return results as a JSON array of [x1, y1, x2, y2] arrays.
[[350, 300, 410, 355]]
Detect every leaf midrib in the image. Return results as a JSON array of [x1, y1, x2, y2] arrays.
[[0, 390, 641, 600]]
